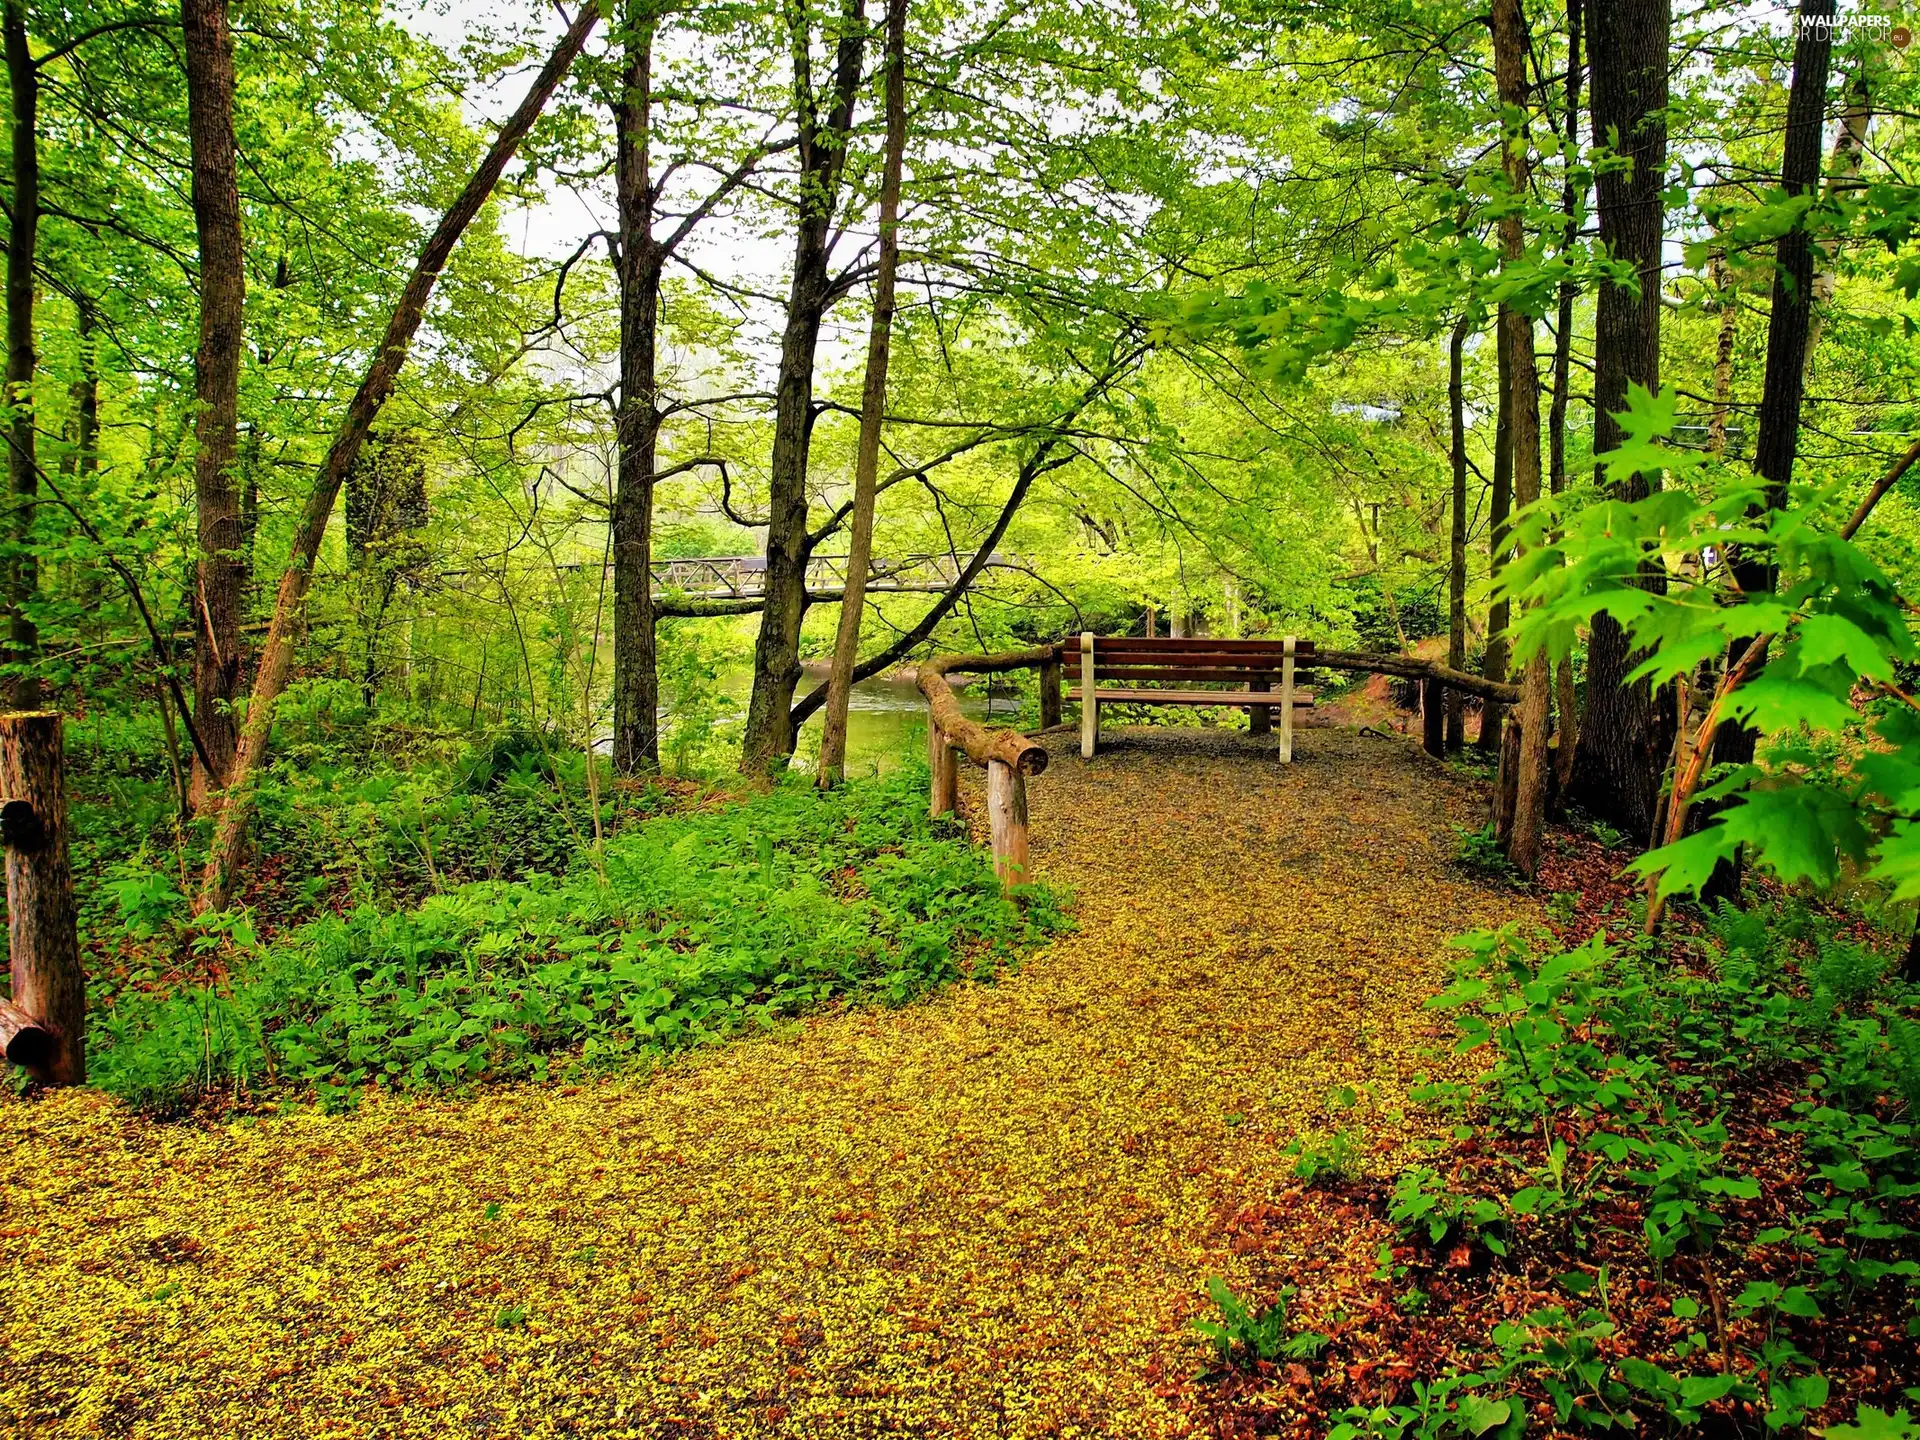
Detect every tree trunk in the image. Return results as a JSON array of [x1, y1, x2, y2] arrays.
[[1548, 0, 1582, 794], [1567, 0, 1671, 837], [62, 300, 97, 481], [1446, 315, 1469, 751], [1, 710, 82, 1085], [612, 7, 664, 774], [183, 0, 248, 808], [1706, 248, 1737, 456], [3, 2, 39, 709], [1547, 0, 1582, 501], [1477, 319, 1512, 752], [1705, 0, 1832, 899], [1804, 66, 1870, 374], [741, 0, 867, 774], [198, 3, 602, 912], [819, 0, 908, 788], [1491, 0, 1552, 877]]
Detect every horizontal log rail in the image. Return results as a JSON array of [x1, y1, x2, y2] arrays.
[[916, 644, 1059, 892], [1304, 649, 1521, 706]]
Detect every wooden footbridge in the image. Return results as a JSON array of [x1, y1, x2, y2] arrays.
[[651, 552, 1014, 601]]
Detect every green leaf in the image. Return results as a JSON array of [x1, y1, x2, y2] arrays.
[[1455, 1395, 1512, 1436]]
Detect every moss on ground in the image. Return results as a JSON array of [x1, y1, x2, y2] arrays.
[[0, 728, 1527, 1439]]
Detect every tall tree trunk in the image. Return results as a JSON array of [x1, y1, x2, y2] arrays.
[[1804, 64, 1870, 380], [1445, 314, 1469, 751], [1491, 0, 1551, 876], [183, 0, 248, 808], [612, 7, 664, 774], [1567, 0, 1670, 836], [1477, 321, 1512, 752], [199, 3, 602, 912], [3, 0, 40, 708], [1546, 0, 1582, 502], [819, 0, 908, 788], [61, 300, 97, 480], [741, 0, 866, 774], [1706, 248, 1737, 456], [1548, 0, 1583, 791], [1704, 0, 1832, 897]]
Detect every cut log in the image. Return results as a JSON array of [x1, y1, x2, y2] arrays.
[[0, 998, 53, 1070], [1, 711, 83, 1085], [986, 757, 1029, 890]]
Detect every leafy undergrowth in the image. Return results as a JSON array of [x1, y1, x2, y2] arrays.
[[86, 765, 1066, 1116], [1189, 897, 1920, 1439]]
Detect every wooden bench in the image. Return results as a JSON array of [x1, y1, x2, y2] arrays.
[[1067, 633, 1317, 762]]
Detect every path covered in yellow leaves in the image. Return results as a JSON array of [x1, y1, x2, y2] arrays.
[[2, 728, 1527, 1439]]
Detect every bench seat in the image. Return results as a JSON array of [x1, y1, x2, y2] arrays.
[[1068, 687, 1314, 708]]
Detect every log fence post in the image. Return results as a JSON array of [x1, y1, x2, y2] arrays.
[[928, 713, 959, 818], [1038, 651, 1062, 729], [1422, 675, 1446, 757], [1, 711, 83, 1085], [986, 757, 1029, 890], [1079, 631, 1098, 759]]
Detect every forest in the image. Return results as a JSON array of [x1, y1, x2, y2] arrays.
[[4, 0, 1920, 1435]]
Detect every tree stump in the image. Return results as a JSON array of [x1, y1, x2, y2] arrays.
[[1248, 675, 1272, 736], [1039, 654, 1061, 729], [1, 712, 83, 1085]]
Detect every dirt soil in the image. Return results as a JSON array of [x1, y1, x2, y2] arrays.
[[0, 727, 1529, 1439]]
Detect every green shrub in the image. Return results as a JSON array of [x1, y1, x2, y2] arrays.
[[90, 767, 1066, 1112]]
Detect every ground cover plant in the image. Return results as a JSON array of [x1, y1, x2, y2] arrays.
[[82, 764, 1065, 1117], [1190, 881, 1920, 1439]]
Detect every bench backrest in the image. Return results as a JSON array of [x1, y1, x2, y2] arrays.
[[1078, 635, 1317, 684]]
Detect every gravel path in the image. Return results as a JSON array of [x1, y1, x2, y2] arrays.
[[1, 727, 1528, 1439]]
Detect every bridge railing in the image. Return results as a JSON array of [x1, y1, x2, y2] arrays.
[[647, 552, 1008, 599]]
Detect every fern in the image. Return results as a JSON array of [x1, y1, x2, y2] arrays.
[[1886, 1016, 1920, 1120]]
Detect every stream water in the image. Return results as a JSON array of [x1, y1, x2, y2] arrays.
[[700, 668, 1001, 774]]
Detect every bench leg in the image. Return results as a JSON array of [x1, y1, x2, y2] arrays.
[[1080, 631, 1097, 758], [1249, 675, 1271, 736], [1279, 636, 1296, 763]]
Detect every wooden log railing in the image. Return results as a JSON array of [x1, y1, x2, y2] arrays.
[[912, 637, 1525, 886], [916, 644, 1058, 892]]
